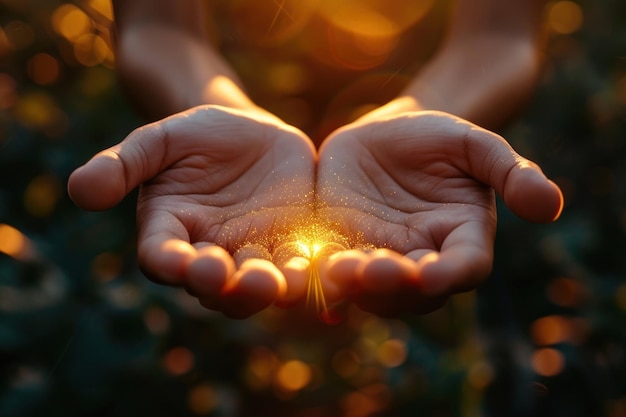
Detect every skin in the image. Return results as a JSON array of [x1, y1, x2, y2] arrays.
[[68, 0, 563, 318]]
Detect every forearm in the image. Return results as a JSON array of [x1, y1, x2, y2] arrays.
[[372, 0, 548, 130], [112, 0, 255, 120]]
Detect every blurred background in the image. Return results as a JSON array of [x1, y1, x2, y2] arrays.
[[1, 0, 625, 416]]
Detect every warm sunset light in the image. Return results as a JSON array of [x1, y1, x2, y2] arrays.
[[273, 220, 352, 320]]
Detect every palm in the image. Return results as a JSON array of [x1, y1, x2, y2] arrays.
[[136, 112, 314, 255]]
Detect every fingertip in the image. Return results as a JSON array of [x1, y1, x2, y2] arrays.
[[67, 153, 127, 211], [504, 165, 564, 223], [361, 249, 417, 294], [276, 256, 309, 307], [221, 259, 287, 318], [325, 250, 368, 291], [187, 245, 235, 298], [139, 238, 197, 285]]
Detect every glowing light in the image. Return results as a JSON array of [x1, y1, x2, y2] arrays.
[[187, 383, 218, 415], [0, 224, 28, 258], [163, 347, 195, 376], [274, 222, 349, 319], [377, 339, 407, 368], [52, 4, 92, 41], [547, 1, 583, 35], [274, 360, 312, 392], [531, 347, 565, 377]]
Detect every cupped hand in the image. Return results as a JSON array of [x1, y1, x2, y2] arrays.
[[68, 105, 316, 318], [316, 111, 563, 317]]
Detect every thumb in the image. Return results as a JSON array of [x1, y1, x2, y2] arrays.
[[465, 126, 564, 223], [67, 122, 168, 211]]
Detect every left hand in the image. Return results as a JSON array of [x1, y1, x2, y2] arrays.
[[316, 111, 563, 317]]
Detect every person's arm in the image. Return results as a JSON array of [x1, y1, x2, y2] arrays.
[[111, 0, 256, 120], [364, 0, 547, 130]]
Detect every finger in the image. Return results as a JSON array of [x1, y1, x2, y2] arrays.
[[276, 256, 309, 307], [359, 249, 417, 295], [325, 250, 368, 296], [220, 259, 287, 319], [408, 221, 494, 297], [67, 123, 169, 211], [464, 125, 564, 223], [136, 209, 196, 285], [187, 244, 235, 300]]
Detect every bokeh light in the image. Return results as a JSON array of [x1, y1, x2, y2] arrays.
[[23, 174, 62, 217], [531, 348, 565, 377], [13, 91, 68, 137], [27, 53, 61, 85], [274, 360, 312, 393], [163, 346, 195, 376], [530, 315, 570, 346], [547, 277, 587, 307], [0, 223, 28, 258], [51, 4, 93, 42], [187, 383, 218, 415], [547, 1, 584, 35], [377, 339, 407, 368], [143, 306, 171, 335], [246, 346, 280, 390]]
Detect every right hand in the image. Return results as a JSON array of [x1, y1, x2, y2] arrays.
[[68, 105, 317, 318]]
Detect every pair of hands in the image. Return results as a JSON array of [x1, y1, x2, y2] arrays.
[[67, 105, 563, 319]]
